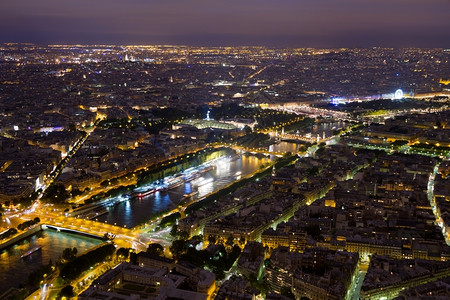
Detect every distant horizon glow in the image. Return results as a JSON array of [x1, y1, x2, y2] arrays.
[[0, 0, 449, 47]]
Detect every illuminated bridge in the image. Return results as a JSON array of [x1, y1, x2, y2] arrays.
[[34, 214, 160, 252], [42, 224, 104, 239], [231, 146, 285, 157]]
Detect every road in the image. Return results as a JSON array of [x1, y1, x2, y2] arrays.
[[427, 162, 450, 245], [346, 270, 367, 300], [27, 211, 162, 252]]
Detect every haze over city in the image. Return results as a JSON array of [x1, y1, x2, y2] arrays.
[[1, 0, 450, 47]]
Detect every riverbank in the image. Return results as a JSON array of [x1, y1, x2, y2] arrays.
[[72, 147, 233, 209], [151, 154, 298, 231], [0, 224, 106, 253], [0, 227, 103, 298], [186, 153, 297, 215], [0, 225, 42, 251]]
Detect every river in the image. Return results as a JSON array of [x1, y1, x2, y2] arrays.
[[269, 141, 305, 153], [97, 153, 272, 228], [0, 229, 102, 295], [0, 151, 272, 293], [302, 120, 350, 139]]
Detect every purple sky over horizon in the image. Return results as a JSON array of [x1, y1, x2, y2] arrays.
[[1, 0, 449, 47]]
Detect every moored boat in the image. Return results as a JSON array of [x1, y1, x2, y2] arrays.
[[21, 246, 42, 258]]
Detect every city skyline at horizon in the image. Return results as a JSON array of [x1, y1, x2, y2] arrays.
[[1, 0, 449, 48]]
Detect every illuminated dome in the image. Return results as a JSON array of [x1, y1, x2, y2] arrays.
[[394, 89, 403, 100]]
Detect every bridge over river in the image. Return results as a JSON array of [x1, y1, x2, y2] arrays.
[[28, 213, 164, 252]]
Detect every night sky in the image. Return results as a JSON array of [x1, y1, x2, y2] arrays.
[[1, 0, 449, 47]]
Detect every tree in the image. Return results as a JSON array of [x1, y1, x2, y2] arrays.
[[180, 247, 207, 267], [17, 218, 40, 231], [208, 235, 216, 245], [226, 235, 234, 247], [28, 261, 53, 288], [0, 228, 17, 240], [226, 245, 242, 269], [283, 151, 292, 158], [306, 166, 319, 177], [159, 212, 181, 228], [253, 278, 271, 296], [280, 286, 295, 299], [58, 285, 74, 299], [191, 234, 203, 243], [68, 123, 77, 132], [117, 247, 131, 259], [59, 244, 115, 281], [170, 224, 179, 238], [179, 231, 189, 241], [100, 180, 109, 188], [62, 247, 77, 261], [147, 243, 164, 256], [15, 196, 32, 207], [170, 240, 187, 260], [215, 268, 225, 281], [71, 188, 84, 197], [42, 184, 70, 204]]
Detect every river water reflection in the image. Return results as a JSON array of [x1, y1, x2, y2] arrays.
[[0, 229, 102, 295], [1, 151, 275, 294], [269, 141, 305, 154], [97, 154, 272, 228], [300, 120, 350, 139]]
